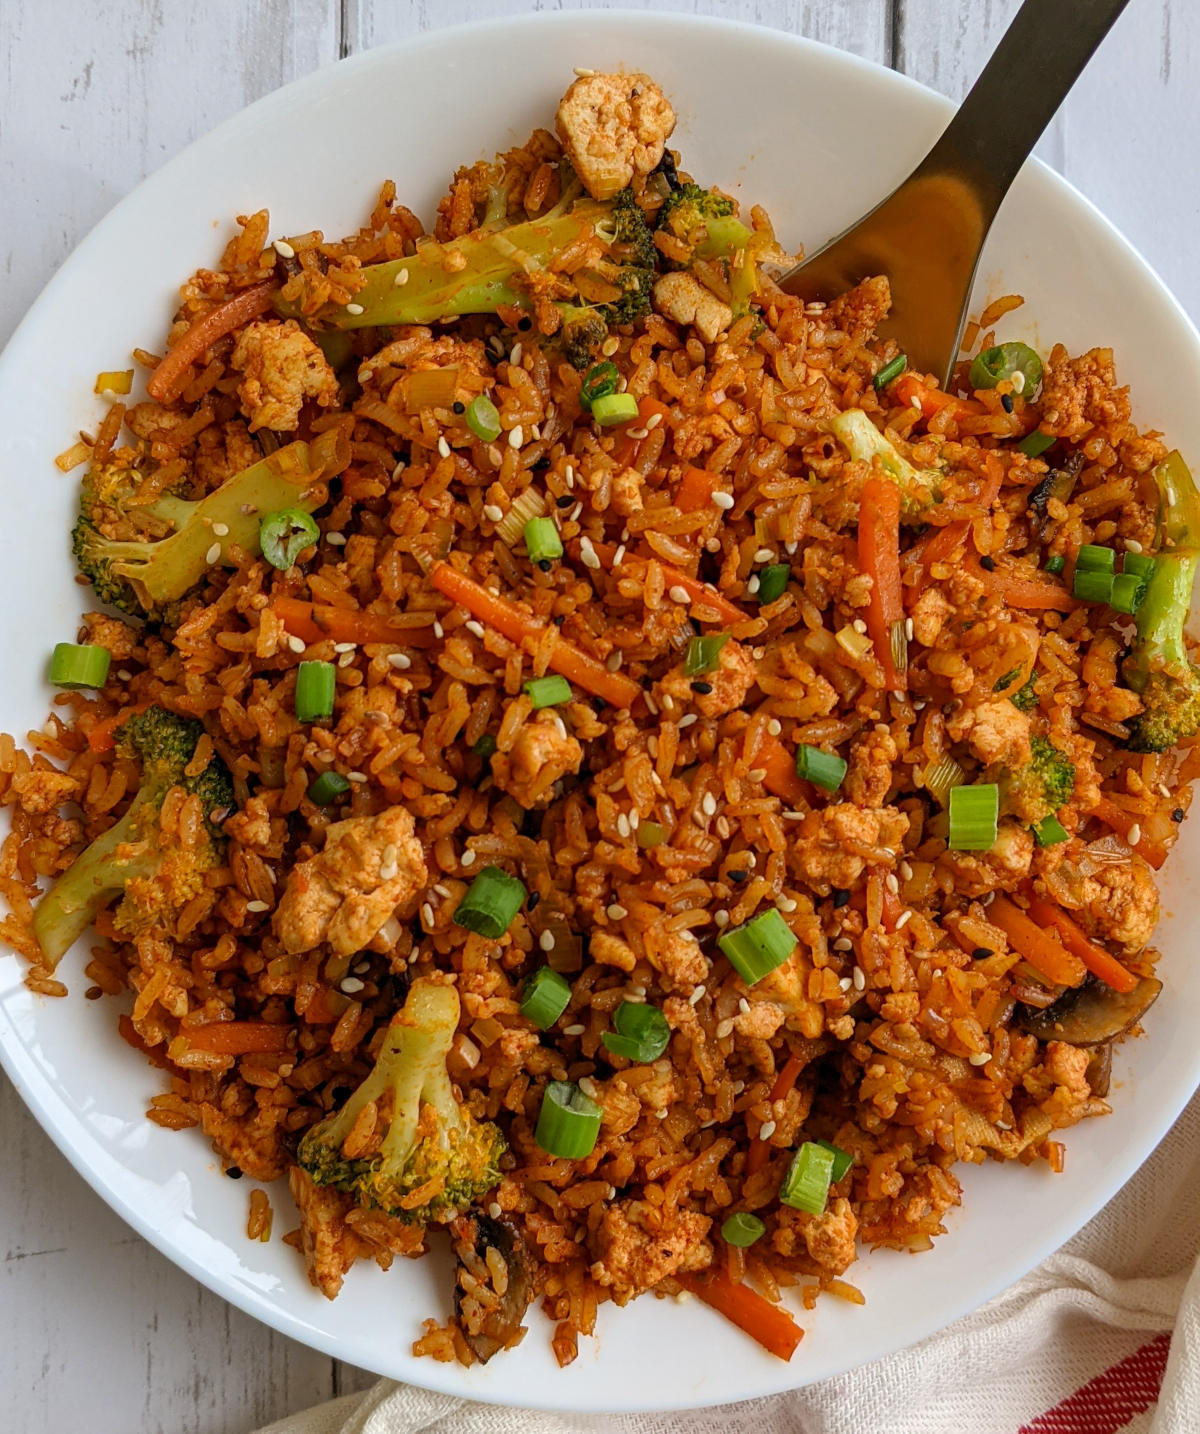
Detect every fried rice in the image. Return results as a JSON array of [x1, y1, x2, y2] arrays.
[[1, 69, 1195, 1368]]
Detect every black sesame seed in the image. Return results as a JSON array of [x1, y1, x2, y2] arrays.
[[224, 1166, 243, 1179], [972, 947, 994, 960], [979, 555, 997, 571], [833, 888, 851, 908], [553, 614, 566, 626], [1000, 393, 1015, 414], [1173, 807, 1186, 822], [556, 494, 575, 508], [592, 697, 608, 713], [452, 401, 465, 415], [527, 891, 541, 911], [517, 317, 533, 331], [728, 869, 748, 883], [331, 1086, 352, 1103], [538, 559, 553, 572], [690, 680, 714, 695]]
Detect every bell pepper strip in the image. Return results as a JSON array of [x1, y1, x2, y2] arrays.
[[675, 466, 717, 513], [85, 709, 134, 754], [746, 1053, 805, 1175], [1022, 892, 1139, 994], [610, 396, 670, 467], [966, 554, 1078, 612], [893, 373, 984, 425], [988, 895, 1087, 989], [430, 562, 642, 709], [575, 539, 750, 628], [274, 597, 436, 650], [858, 476, 907, 693], [1090, 797, 1168, 870], [181, 1021, 293, 1055], [677, 1270, 804, 1362], [757, 736, 809, 807], [146, 282, 275, 403]]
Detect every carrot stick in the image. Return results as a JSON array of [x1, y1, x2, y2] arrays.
[[86, 712, 127, 753], [988, 895, 1087, 989], [675, 466, 716, 513], [274, 597, 436, 650], [757, 735, 808, 807], [967, 554, 1078, 612], [746, 1053, 805, 1175], [893, 373, 983, 424], [146, 282, 275, 403], [430, 562, 642, 709], [1090, 797, 1168, 870], [183, 1021, 292, 1055], [1023, 893, 1139, 994], [117, 1013, 169, 1068], [579, 539, 749, 627], [677, 1271, 804, 1362], [858, 476, 906, 693]]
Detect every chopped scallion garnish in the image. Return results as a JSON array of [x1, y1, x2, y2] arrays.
[[923, 753, 965, 807], [1044, 554, 1066, 575], [1076, 544, 1116, 573], [684, 633, 730, 676], [471, 734, 497, 758], [534, 1080, 602, 1158], [1072, 569, 1116, 603], [294, 661, 336, 722], [1123, 552, 1156, 580], [601, 1001, 670, 1063], [873, 353, 907, 390], [520, 967, 572, 1030], [948, 782, 999, 850], [756, 563, 790, 605], [795, 743, 847, 793], [1109, 572, 1147, 614], [260, 507, 320, 571], [1018, 430, 1055, 458], [591, 392, 639, 427], [48, 642, 111, 690], [464, 394, 501, 442], [969, 342, 1043, 394], [579, 361, 620, 411], [718, 908, 797, 986], [524, 674, 573, 709], [453, 865, 527, 938], [814, 1139, 855, 1182], [1032, 814, 1069, 847], [636, 820, 667, 849], [307, 771, 350, 806], [721, 1212, 766, 1247], [524, 516, 563, 563], [780, 1141, 836, 1215]]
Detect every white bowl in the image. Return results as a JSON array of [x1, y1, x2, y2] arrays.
[[1, 10, 1198, 1413]]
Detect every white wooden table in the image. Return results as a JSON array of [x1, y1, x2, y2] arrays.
[[1, 2, 1195, 1430]]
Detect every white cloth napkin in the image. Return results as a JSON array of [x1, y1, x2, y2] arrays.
[[252, 1090, 1200, 1434]]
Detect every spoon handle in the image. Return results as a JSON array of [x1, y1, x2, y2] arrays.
[[917, 0, 1132, 218]]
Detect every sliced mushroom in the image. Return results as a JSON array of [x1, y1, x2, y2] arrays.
[[1014, 974, 1162, 1046], [451, 1212, 533, 1364], [1085, 1041, 1113, 1099], [1028, 450, 1085, 537]]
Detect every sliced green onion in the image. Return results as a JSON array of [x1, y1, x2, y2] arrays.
[[524, 674, 573, 709], [873, 354, 907, 390], [814, 1139, 855, 1183], [780, 1141, 835, 1215], [534, 1080, 602, 1158], [719, 908, 797, 986], [795, 744, 847, 793], [1123, 552, 1156, 579], [524, 516, 563, 563], [471, 734, 497, 758], [294, 660, 336, 721], [579, 361, 620, 411], [1072, 569, 1115, 603], [684, 633, 730, 676], [520, 967, 572, 1029], [756, 563, 790, 605], [307, 771, 350, 806], [591, 392, 639, 427], [453, 865, 527, 938], [1044, 554, 1066, 575], [636, 820, 667, 849], [48, 642, 111, 690], [1076, 544, 1116, 573], [923, 753, 965, 807], [260, 508, 320, 570], [969, 342, 1043, 394], [464, 394, 501, 442], [721, 1212, 766, 1247], [1018, 429, 1055, 458], [1032, 814, 1069, 847], [1109, 572, 1146, 614], [601, 1001, 671, 1063], [948, 783, 999, 851]]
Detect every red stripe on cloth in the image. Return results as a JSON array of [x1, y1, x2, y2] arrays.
[[1016, 1332, 1171, 1434]]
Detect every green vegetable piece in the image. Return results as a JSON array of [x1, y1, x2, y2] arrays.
[[453, 866, 527, 938], [520, 967, 572, 1030], [307, 771, 351, 806], [780, 1141, 836, 1215], [718, 908, 797, 986], [948, 783, 999, 851], [756, 563, 790, 604], [579, 361, 620, 410], [1033, 814, 1070, 847], [721, 1212, 766, 1247], [795, 744, 847, 793], [1076, 544, 1116, 573], [829, 408, 943, 520], [684, 633, 730, 676], [1044, 554, 1065, 575], [601, 1001, 670, 1063], [524, 675, 573, 709], [464, 395, 502, 442], [814, 1139, 855, 1182], [1018, 430, 1055, 458], [260, 507, 320, 571], [1109, 572, 1146, 615], [969, 342, 1043, 394], [535, 1081, 602, 1159], [524, 517, 563, 563], [591, 393, 639, 427], [1073, 569, 1116, 604], [471, 734, 497, 758], [48, 642, 111, 690], [294, 660, 336, 722], [873, 354, 907, 390], [636, 820, 667, 849], [1123, 552, 1156, 580]]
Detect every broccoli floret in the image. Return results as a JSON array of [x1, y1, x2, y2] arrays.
[[286, 180, 656, 369], [1124, 450, 1200, 752], [997, 735, 1075, 826], [1009, 675, 1039, 712], [32, 707, 233, 967], [830, 409, 944, 520], [656, 183, 767, 317], [298, 979, 505, 1224], [72, 435, 339, 621]]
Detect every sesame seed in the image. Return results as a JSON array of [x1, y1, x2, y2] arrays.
[[483, 503, 504, 523], [581, 546, 601, 571], [778, 896, 797, 913], [606, 651, 623, 672], [669, 585, 691, 604], [333, 642, 356, 654], [577, 1076, 598, 1098], [340, 976, 365, 994], [338, 650, 354, 668], [346, 772, 368, 783], [392, 459, 407, 481], [606, 903, 628, 920], [656, 1108, 669, 1119], [706, 537, 722, 553], [767, 718, 782, 736], [833, 937, 853, 952], [613, 543, 627, 566], [839, 976, 853, 991], [1125, 538, 1144, 554], [1011, 370, 1026, 394], [758, 1119, 777, 1139], [894, 909, 913, 930], [437, 436, 451, 459], [387, 652, 412, 670], [746, 575, 760, 595], [853, 618, 868, 634], [273, 238, 295, 258], [754, 547, 774, 563], [433, 620, 444, 638], [573, 65, 596, 77], [433, 883, 451, 898], [563, 1023, 586, 1036], [689, 984, 707, 1004], [211, 522, 229, 537], [1127, 822, 1142, 846], [205, 542, 221, 564], [713, 490, 735, 510], [747, 768, 767, 782], [345, 302, 365, 316], [421, 903, 435, 927], [911, 394, 924, 411], [488, 1202, 502, 1219], [714, 910, 730, 929], [629, 810, 641, 830], [716, 1018, 735, 1039], [905, 617, 915, 641], [565, 464, 575, 487], [378, 864, 398, 882], [461, 849, 477, 867], [678, 713, 698, 729], [537, 929, 556, 953], [570, 502, 584, 522], [326, 532, 346, 546], [783, 810, 804, 821], [392, 267, 410, 287], [465, 620, 486, 639], [287, 635, 306, 654], [900, 860, 913, 881], [852, 967, 866, 990], [617, 813, 631, 838], [245, 900, 269, 913], [116, 669, 132, 682], [508, 425, 523, 449], [969, 1051, 992, 1066], [885, 872, 900, 894]]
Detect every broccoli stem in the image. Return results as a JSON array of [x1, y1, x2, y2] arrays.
[[830, 409, 943, 519], [1124, 549, 1198, 693]]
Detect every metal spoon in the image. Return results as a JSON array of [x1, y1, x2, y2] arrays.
[[780, 0, 1133, 385]]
